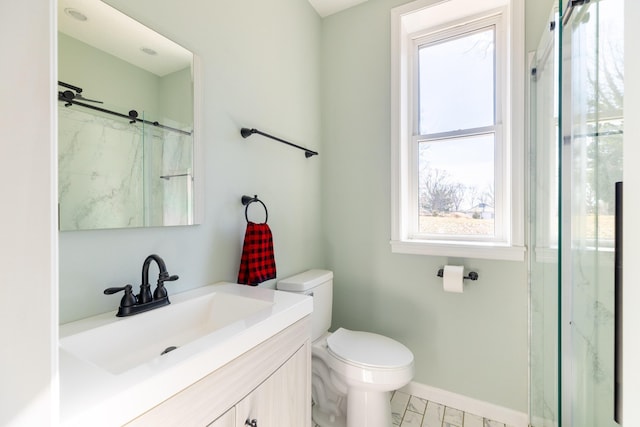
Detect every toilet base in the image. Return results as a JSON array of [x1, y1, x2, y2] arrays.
[[346, 390, 392, 427], [313, 390, 393, 427], [313, 404, 346, 427]]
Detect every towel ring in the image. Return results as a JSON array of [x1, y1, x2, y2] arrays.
[[241, 195, 268, 224]]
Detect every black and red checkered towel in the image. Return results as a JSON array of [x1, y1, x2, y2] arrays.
[[237, 222, 277, 285]]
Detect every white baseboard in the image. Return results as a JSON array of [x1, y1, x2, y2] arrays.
[[399, 382, 529, 427]]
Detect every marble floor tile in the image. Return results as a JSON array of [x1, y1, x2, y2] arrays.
[[408, 395, 428, 414], [401, 410, 424, 427], [422, 401, 445, 427], [421, 414, 443, 427], [443, 406, 464, 426], [464, 413, 484, 427], [314, 390, 515, 427], [392, 391, 412, 425]]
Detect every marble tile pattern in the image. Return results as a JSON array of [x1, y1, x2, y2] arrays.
[[389, 391, 517, 427], [58, 108, 193, 230], [59, 108, 144, 230], [312, 391, 516, 427]]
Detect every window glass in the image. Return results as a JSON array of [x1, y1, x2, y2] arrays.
[[417, 133, 495, 236], [418, 27, 495, 135]]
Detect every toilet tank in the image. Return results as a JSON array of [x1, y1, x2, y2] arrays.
[[277, 269, 333, 341]]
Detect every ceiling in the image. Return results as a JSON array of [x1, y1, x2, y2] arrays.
[[308, 0, 370, 17], [58, 0, 192, 77], [57, 0, 368, 79]]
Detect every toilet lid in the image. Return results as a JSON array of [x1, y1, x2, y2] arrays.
[[326, 328, 413, 369]]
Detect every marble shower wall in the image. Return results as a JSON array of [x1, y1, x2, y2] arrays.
[[58, 107, 192, 230]]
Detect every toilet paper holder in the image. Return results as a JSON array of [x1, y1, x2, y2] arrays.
[[437, 268, 479, 281]]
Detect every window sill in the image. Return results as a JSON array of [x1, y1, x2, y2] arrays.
[[390, 239, 526, 261]]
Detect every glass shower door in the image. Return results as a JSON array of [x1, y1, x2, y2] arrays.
[[529, 5, 560, 425], [560, 0, 624, 426]]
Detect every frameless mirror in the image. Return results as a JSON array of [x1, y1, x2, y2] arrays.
[[57, 0, 200, 231]]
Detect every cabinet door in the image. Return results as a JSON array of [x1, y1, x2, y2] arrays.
[[207, 408, 235, 427], [236, 345, 310, 427]]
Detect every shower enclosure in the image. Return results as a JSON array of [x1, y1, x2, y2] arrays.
[[529, 0, 624, 426], [58, 102, 193, 231]]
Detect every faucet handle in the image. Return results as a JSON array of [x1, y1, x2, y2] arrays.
[[104, 284, 137, 308], [153, 274, 179, 300], [159, 272, 179, 282]]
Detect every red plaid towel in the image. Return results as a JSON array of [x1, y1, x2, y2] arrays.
[[237, 222, 276, 285]]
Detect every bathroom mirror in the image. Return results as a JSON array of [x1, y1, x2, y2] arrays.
[[57, 0, 201, 231]]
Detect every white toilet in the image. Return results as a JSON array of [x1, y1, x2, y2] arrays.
[[277, 269, 414, 427]]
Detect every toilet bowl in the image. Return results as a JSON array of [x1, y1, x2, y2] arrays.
[[277, 270, 414, 427]]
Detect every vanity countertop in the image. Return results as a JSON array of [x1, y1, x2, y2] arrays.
[[59, 283, 312, 426]]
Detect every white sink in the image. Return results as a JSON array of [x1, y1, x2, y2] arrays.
[[60, 290, 273, 374], [59, 282, 313, 427]]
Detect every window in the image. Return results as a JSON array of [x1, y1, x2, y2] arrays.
[[391, 0, 525, 260]]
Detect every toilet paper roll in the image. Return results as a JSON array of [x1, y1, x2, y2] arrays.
[[443, 265, 464, 293]]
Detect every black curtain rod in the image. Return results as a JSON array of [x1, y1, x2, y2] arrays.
[[240, 128, 318, 158], [57, 90, 192, 136], [58, 81, 84, 94]]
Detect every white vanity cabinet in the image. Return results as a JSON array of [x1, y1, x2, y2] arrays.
[[126, 317, 311, 427], [234, 338, 309, 426], [208, 409, 234, 427]]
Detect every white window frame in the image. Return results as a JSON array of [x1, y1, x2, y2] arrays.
[[390, 0, 526, 261], [411, 16, 504, 242]]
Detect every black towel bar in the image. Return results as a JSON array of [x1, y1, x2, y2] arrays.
[[240, 127, 318, 158]]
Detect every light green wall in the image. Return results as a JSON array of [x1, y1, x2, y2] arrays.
[[58, 0, 555, 414], [58, 33, 160, 113], [58, 0, 323, 322], [321, 0, 553, 412], [159, 67, 193, 126], [59, 33, 192, 125], [526, 0, 557, 53]]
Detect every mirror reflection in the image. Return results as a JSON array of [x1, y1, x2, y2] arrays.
[[58, 0, 196, 231]]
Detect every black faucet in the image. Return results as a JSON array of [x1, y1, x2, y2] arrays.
[[139, 254, 179, 303], [104, 254, 179, 317]]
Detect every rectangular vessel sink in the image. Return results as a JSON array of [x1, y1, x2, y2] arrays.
[[60, 282, 312, 427], [60, 289, 273, 374]]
